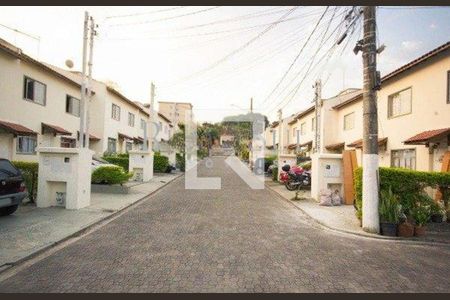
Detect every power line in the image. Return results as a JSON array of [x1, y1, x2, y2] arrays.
[[166, 7, 299, 86], [259, 6, 330, 107], [109, 6, 222, 27], [106, 6, 188, 19]]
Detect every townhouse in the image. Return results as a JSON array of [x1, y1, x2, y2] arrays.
[[266, 41, 450, 172], [155, 112, 176, 164], [0, 37, 161, 162], [0, 37, 97, 161]]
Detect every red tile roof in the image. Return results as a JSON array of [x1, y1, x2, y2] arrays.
[[118, 132, 133, 140], [0, 120, 37, 136], [325, 142, 345, 151], [404, 128, 450, 145], [41, 122, 71, 135], [89, 134, 100, 141], [348, 137, 388, 148], [158, 112, 171, 123], [382, 41, 450, 83]]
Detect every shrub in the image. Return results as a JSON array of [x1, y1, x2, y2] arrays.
[[103, 156, 129, 171], [154, 152, 169, 173], [264, 155, 277, 172], [411, 202, 431, 226], [176, 153, 185, 172], [272, 167, 278, 182], [354, 167, 450, 220], [12, 161, 39, 203], [379, 187, 401, 223], [91, 165, 132, 185]]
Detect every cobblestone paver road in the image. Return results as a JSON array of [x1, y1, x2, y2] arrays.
[[1, 157, 449, 292]]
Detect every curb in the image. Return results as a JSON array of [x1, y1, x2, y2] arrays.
[[0, 173, 185, 276], [265, 182, 450, 247]]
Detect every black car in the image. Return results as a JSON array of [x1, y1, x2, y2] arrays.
[[0, 159, 27, 216]]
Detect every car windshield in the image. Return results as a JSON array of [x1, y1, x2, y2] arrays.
[[0, 160, 20, 179]]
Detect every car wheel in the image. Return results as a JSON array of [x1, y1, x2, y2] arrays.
[[0, 204, 19, 216]]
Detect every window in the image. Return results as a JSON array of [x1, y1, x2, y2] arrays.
[[128, 112, 135, 127], [107, 138, 117, 153], [140, 119, 146, 130], [447, 71, 450, 104], [311, 117, 315, 131], [16, 136, 37, 154], [66, 95, 80, 117], [300, 122, 306, 135], [23, 76, 46, 105], [112, 104, 120, 121], [292, 127, 296, 137], [343, 112, 355, 130], [391, 149, 416, 170], [296, 130, 300, 144], [125, 141, 133, 152], [388, 88, 412, 118], [61, 137, 76, 148]]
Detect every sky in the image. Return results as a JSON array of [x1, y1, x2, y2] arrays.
[[0, 6, 449, 123]]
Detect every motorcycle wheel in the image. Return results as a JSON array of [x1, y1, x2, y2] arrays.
[[285, 180, 299, 191]]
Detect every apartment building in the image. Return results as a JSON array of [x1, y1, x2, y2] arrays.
[[158, 101, 193, 130], [266, 41, 450, 172]]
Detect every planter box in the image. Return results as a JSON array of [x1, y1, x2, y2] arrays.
[[91, 184, 129, 194]]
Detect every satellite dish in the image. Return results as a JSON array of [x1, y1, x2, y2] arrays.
[[65, 59, 74, 69]]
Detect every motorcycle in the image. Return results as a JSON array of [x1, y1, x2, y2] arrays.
[[279, 164, 311, 191]]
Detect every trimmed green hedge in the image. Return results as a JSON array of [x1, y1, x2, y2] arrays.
[[91, 165, 133, 185], [12, 161, 39, 203], [103, 156, 129, 171], [176, 153, 185, 171], [272, 167, 278, 182], [354, 167, 450, 220], [154, 152, 169, 173]]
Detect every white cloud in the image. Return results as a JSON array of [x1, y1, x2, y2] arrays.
[[401, 40, 423, 51]]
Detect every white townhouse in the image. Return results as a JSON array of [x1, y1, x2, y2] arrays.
[[266, 41, 450, 172], [154, 112, 175, 164], [0, 37, 153, 161], [0, 37, 98, 162]]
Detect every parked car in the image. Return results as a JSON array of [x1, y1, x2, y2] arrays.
[[0, 159, 28, 216]]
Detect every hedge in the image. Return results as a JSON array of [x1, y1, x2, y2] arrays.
[[272, 167, 278, 182], [91, 165, 133, 185], [103, 156, 129, 171], [354, 167, 450, 220], [264, 155, 277, 172], [12, 161, 39, 203], [176, 153, 185, 171], [154, 153, 169, 173]]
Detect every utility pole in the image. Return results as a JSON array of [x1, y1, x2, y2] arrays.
[[78, 12, 89, 148], [85, 15, 96, 149], [146, 82, 156, 152], [313, 79, 322, 154], [277, 109, 283, 179], [361, 6, 379, 233], [250, 97, 253, 114]]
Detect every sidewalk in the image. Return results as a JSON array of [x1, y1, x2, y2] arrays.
[[266, 180, 450, 244], [0, 172, 182, 268]]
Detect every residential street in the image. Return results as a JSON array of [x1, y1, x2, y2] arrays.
[[0, 156, 449, 293]]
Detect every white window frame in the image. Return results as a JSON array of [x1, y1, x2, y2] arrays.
[[66, 95, 80, 117], [300, 122, 306, 135], [16, 136, 37, 154], [388, 87, 412, 118], [107, 137, 117, 153], [343, 112, 355, 131], [23, 76, 46, 106], [128, 112, 135, 127], [140, 119, 146, 130], [112, 104, 121, 121]]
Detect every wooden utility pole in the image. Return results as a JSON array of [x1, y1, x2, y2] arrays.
[[85, 15, 96, 149], [277, 109, 283, 179], [362, 6, 379, 233]]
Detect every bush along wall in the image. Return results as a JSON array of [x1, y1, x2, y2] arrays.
[[92, 165, 133, 185], [12, 161, 39, 203], [176, 153, 185, 172], [154, 152, 169, 173], [354, 167, 450, 220], [102, 156, 129, 171], [272, 167, 278, 182]]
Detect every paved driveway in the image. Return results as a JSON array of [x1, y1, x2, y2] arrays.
[[0, 157, 449, 292]]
